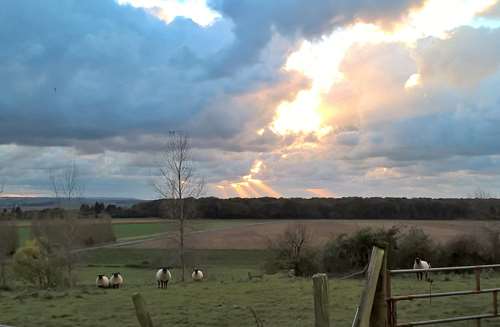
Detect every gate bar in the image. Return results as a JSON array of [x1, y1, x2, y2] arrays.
[[390, 288, 500, 301], [397, 313, 497, 327], [390, 264, 500, 275]]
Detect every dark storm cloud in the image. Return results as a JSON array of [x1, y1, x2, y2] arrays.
[[0, 0, 236, 149], [206, 0, 425, 76]]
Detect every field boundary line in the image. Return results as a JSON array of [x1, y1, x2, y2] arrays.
[[74, 220, 279, 252]]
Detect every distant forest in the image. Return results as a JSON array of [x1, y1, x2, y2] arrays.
[[103, 197, 500, 220]]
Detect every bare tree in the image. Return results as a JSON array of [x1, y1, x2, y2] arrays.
[[266, 223, 318, 276], [49, 162, 84, 208], [278, 223, 311, 262], [0, 218, 18, 288], [154, 132, 204, 282], [49, 168, 59, 200], [471, 186, 493, 199]]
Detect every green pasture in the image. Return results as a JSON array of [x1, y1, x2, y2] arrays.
[[16, 219, 266, 246], [1, 248, 500, 326]]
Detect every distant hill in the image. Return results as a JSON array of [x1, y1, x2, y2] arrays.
[[0, 197, 143, 210]]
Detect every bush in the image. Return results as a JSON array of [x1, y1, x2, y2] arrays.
[[265, 224, 321, 277], [323, 227, 399, 273], [0, 218, 18, 287], [438, 235, 486, 267], [12, 239, 64, 288], [394, 227, 436, 269], [322, 225, 498, 273], [31, 213, 116, 247], [29, 211, 116, 288]]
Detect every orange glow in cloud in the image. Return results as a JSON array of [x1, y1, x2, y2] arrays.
[[306, 188, 336, 198], [250, 179, 281, 198], [269, 0, 498, 138], [217, 160, 281, 198], [230, 183, 251, 198]]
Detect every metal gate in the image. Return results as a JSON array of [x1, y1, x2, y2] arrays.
[[387, 264, 500, 326]]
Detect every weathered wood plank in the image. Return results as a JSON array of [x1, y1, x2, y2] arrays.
[[132, 292, 155, 327], [352, 246, 385, 327], [313, 273, 330, 327]]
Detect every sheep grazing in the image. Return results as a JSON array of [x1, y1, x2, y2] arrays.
[[109, 272, 124, 288], [96, 274, 110, 288], [156, 267, 172, 289], [413, 257, 431, 281], [192, 268, 204, 281]]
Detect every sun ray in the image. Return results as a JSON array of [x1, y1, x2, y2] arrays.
[[249, 179, 280, 198]]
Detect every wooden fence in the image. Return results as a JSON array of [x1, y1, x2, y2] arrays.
[[131, 246, 500, 327], [352, 245, 500, 327]]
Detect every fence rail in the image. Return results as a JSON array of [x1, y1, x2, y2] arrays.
[[387, 263, 500, 326], [390, 263, 500, 274]]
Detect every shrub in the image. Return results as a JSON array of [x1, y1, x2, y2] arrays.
[[323, 227, 399, 273], [30, 211, 116, 287], [0, 217, 18, 287], [393, 227, 436, 269], [12, 239, 64, 288], [439, 235, 486, 267], [265, 224, 321, 276]]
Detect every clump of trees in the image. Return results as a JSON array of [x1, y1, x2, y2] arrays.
[[112, 197, 500, 220], [266, 223, 500, 276], [79, 202, 106, 218]]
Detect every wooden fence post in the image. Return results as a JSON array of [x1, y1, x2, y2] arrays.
[[352, 246, 386, 327], [371, 243, 388, 327], [313, 273, 330, 327], [132, 292, 155, 327]]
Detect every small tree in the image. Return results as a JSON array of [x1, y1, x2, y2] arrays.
[[0, 217, 18, 288], [32, 213, 83, 287], [49, 162, 84, 208], [12, 239, 64, 289], [154, 132, 204, 282], [267, 223, 319, 276], [471, 187, 493, 199]]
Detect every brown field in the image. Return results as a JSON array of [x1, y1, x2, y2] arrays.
[[129, 219, 495, 250]]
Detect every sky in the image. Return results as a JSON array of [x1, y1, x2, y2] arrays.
[[1, 0, 500, 199]]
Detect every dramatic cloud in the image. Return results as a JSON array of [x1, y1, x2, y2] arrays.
[[1, 0, 500, 198], [206, 0, 424, 76]]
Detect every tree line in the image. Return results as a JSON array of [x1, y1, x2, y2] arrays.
[[110, 197, 500, 220]]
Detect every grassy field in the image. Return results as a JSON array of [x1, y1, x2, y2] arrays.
[[16, 219, 264, 246], [17, 218, 494, 249], [2, 248, 500, 326]]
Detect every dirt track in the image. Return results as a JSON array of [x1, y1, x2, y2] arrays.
[[129, 220, 492, 250]]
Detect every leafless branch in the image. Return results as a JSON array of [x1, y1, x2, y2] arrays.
[[153, 132, 205, 282], [472, 187, 492, 199], [48, 162, 84, 207]]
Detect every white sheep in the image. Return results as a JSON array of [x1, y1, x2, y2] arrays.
[[96, 274, 110, 288], [192, 268, 204, 281], [156, 267, 172, 289], [109, 272, 124, 288], [413, 257, 431, 281]]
